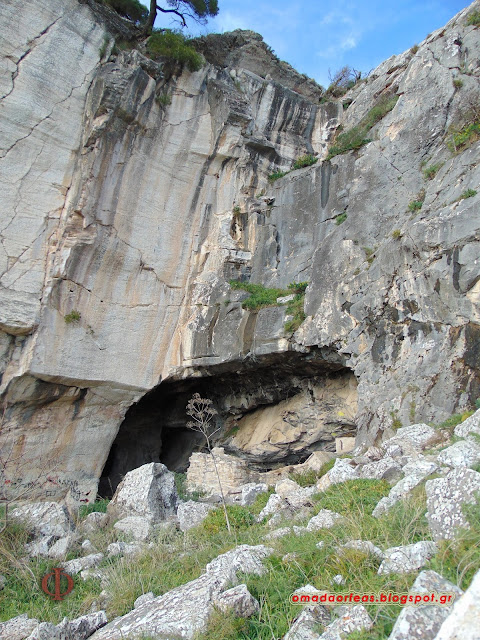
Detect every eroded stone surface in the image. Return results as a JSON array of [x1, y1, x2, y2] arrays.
[[378, 541, 438, 575], [433, 567, 480, 640]]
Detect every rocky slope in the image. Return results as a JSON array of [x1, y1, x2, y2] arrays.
[[0, 0, 479, 499]]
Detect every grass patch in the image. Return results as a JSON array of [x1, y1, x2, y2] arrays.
[[200, 505, 255, 535], [335, 212, 348, 225], [313, 479, 390, 517], [291, 154, 318, 170], [64, 310, 81, 323], [446, 121, 480, 153], [284, 295, 306, 334], [327, 94, 398, 160], [174, 472, 205, 501], [268, 170, 288, 182], [155, 93, 171, 107], [466, 9, 480, 26], [459, 188, 477, 200], [146, 30, 204, 72], [288, 459, 336, 487], [78, 498, 110, 519], [423, 163, 442, 180]]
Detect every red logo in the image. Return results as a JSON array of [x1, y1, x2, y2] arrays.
[[41, 567, 74, 601]]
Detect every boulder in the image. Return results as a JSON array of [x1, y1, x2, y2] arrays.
[[89, 545, 273, 639], [240, 482, 269, 506], [318, 605, 372, 639], [382, 424, 437, 457], [107, 542, 142, 557], [213, 583, 260, 617], [454, 408, 480, 441], [265, 527, 292, 540], [316, 458, 358, 492], [388, 570, 462, 640], [283, 605, 331, 640], [177, 500, 215, 531], [433, 567, 480, 640], [10, 502, 73, 538], [426, 468, 480, 540], [357, 456, 403, 483], [80, 512, 109, 534], [107, 463, 178, 523], [338, 540, 384, 560], [134, 592, 155, 608], [257, 493, 288, 521], [63, 553, 104, 575], [306, 510, 344, 531], [0, 615, 39, 640], [26, 622, 67, 640], [437, 440, 480, 469], [113, 515, 151, 541], [378, 541, 438, 575], [57, 612, 108, 639]]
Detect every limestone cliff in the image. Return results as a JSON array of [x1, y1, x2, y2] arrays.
[[1, 0, 479, 500]]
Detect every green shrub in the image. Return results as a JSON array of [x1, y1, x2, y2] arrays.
[[335, 212, 348, 225], [447, 121, 480, 153], [105, 0, 148, 24], [466, 9, 480, 26], [200, 505, 255, 534], [268, 170, 288, 182], [453, 78, 464, 89], [423, 163, 442, 180], [287, 281, 308, 294], [174, 472, 205, 501], [288, 458, 335, 487], [232, 205, 241, 215], [327, 94, 398, 159], [459, 188, 477, 199], [291, 154, 318, 170], [229, 280, 287, 310], [284, 294, 306, 333], [64, 310, 81, 323], [391, 229, 402, 239], [146, 30, 204, 72], [156, 93, 171, 106], [408, 199, 423, 212], [410, 44, 419, 54]]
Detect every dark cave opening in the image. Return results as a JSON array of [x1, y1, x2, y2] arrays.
[[99, 348, 356, 497]]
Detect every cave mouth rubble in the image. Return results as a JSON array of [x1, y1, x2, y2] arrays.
[[99, 350, 358, 497]]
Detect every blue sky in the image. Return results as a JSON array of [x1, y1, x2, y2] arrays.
[[145, 1, 470, 86]]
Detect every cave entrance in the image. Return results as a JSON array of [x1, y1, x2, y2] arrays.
[[99, 349, 357, 497]]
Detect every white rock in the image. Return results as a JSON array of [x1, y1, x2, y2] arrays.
[[378, 541, 438, 575], [81, 512, 109, 534], [388, 570, 462, 640], [213, 583, 260, 617], [134, 592, 155, 608], [433, 567, 480, 640], [316, 459, 358, 492], [107, 463, 178, 523], [437, 440, 480, 469], [81, 539, 96, 554], [454, 408, 480, 440], [331, 574, 345, 586], [318, 605, 372, 639], [357, 456, 403, 482], [24, 535, 57, 558], [48, 534, 77, 559], [382, 424, 437, 456], [63, 553, 104, 575], [265, 527, 292, 540], [257, 493, 288, 521], [177, 500, 215, 531], [339, 540, 384, 560], [114, 515, 151, 541], [107, 541, 142, 557], [240, 483, 269, 506], [426, 468, 480, 540], [283, 605, 331, 640], [306, 510, 344, 531], [11, 502, 73, 538], [57, 611, 108, 640], [26, 622, 66, 640], [0, 614, 39, 640]]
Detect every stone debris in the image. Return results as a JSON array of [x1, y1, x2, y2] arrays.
[[113, 515, 151, 541], [107, 541, 142, 557], [426, 468, 480, 540], [433, 567, 480, 640], [378, 541, 438, 575], [387, 570, 462, 640], [10, 502, 74, 538], [331, 574, 346, 586], [382, 424, 437, 457], [57, 612, 108, 640], [454, 408, 480, 441], [134, 592, 155, 608], [107, 462, 178, 522], [265, 526, 292, 540], [257, 493, 289, 521], [357, 456, 403, 483], [240, 482, 269, 506], [0, 614, 39, 640], [306, 510, 344, 531], [372, 458, 438, 517], [316, 459, 358, 492], [63, 553, 104, 576], [338, 540, 385, 560], [177, 500, 215, 531], [81, 512, 109, 534], [283, 605, 331, 640], [213, 583, 260, 617], [89, 545, 273, 639], [437, 440, 480, 469], [318, 605, 373, 640]]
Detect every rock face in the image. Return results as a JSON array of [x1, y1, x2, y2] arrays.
[[1, 0, 480, 496]]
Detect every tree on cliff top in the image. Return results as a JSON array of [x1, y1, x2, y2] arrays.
[[145, 0, 219, 32]]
